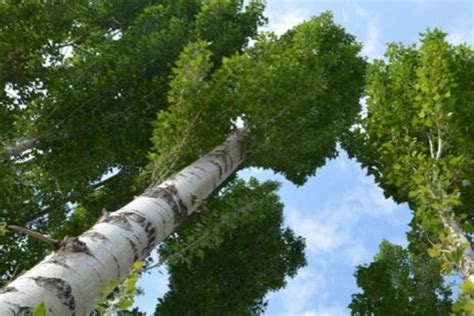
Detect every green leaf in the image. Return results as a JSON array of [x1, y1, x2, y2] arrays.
[[460, 279, 474, 293], [32, 302, 46, 316], [0, 222, 7, 236], [132, 261, 145, 271], [441, 262, 452, 273], [427, 247, 441, 257], [94, 305, 105, 314], [116, 299, 133, 309], [108, 279, 118, 289], [100, 286, 111, 295]]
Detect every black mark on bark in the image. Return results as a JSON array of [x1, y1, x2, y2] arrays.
[[0, 287, 18, 294], [110, 253, 121, 279], [100, 213, 133, 232], [187, 171, 202, 179], [45, 256, 71, 270], [209, 160, 223, 177], [126, 237, 139, 262], [58, 237, 93, 258], [4, 302, 32, 315], [83, 231, 109, 242], [32, 276, 75, 312], [120, 211, 156, 255], [212, 149, 233, 172], [142, 184, 188, 225], [194, 166, 206, 173]]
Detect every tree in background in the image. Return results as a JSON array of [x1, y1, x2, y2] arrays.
[[345, 30, 474, 310], [155, 178, 306, 315], [349, 240, 452, 316]]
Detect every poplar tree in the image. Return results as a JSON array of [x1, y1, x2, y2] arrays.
[[0, 12, 365, 314], [345, 30, 474, 311]]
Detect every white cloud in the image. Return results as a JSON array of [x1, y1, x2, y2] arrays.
[[287, 207, 350, 252], [344, 180, 397, 217], [447, 18, 474, 46], [354, 5, 383, 60], [264, 6, 312, 35], [342, 243, 371, 266], [285, 157, 400, 256], [265, 153, 411, 315], [266, 268, 327, 315]]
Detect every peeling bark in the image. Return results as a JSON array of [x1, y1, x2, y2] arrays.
[[0, 130, 247, 315]]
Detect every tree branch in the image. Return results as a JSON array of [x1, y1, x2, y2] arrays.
[[0, 138, 38, 162], [19, 167, 136, 226], [7, 225, 61, 250], [428, 133, 435, 159]]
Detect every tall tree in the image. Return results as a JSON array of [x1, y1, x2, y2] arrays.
[[0, 12, 365, 314], [346, 30, 473, 274], [0, 0, 266, 284], [344, 30, 473, 309], [155, 178, 306, 315], [349, 240, 452, 316]]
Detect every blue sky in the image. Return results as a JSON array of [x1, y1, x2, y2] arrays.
[[135, 1, 474, 315]]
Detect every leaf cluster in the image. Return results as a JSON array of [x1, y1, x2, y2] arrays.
[[350, 240, 453, 316], [155, 177, 306, 315], [344, 29, 474, 270], [149, 12, 366, 185]]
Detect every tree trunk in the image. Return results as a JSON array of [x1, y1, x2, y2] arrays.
[[0, 138, 38, 161], [443, 217, 474, 282], [0, 130, 247, 315]]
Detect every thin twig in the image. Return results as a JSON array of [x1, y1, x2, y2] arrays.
[[427, 133, 435, 159], [7, 225, 61, 250]]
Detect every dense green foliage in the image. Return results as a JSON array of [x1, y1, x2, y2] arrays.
[[0, 0, 265, 285], [345, 30, 473, 272], [345, 30, 474, 312], [141, 12, 364, 314], [148, 12, 366, 185], [5, 2, 467, 314], [350, 240, 452, 315], [155, 178, 306, 315]]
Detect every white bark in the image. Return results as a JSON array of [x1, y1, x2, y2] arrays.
[[0, 130, 247, 315], [0, 138, 38, 161], [442, 217, 474, 281]]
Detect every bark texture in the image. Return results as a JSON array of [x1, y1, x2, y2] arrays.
[[0, 130, 247, 315], [443, 218, 474, 282]]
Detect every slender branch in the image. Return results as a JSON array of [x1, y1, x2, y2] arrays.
[[0, 138, 39, 162], [22, 206, 59, 227], [90, 166, 134, 189], [435, 122, 443, 161], [428, 133, 435, 159], [7, 225, 61, 250], [144, 232, 211, 272], [436, 136, 443, 161], [19, 167, 136, 226]]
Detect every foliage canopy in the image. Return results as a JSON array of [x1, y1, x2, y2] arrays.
[[155, 178, 306, 315], [350, 240, 453, 315]]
